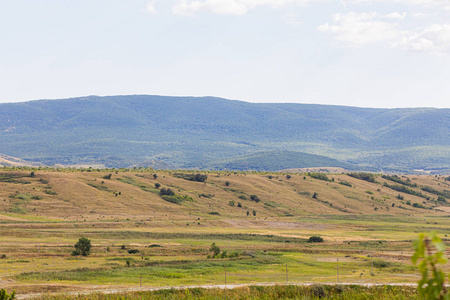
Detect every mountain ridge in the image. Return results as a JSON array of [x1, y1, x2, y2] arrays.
[[0, 95, 448, 172]]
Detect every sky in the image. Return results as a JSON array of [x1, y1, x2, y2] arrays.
[[1, 0, 449, 108]]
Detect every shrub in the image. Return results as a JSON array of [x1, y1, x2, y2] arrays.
[[127, 249, 140, 254], [347, 172, 376, 183], [0, 289, 15, 300], [372, 259, 391, 268], [209, 243, 220, 258], [72, 237, 91, 256], [311, 285, 325, 298], [308, 236, 324, 243], [437, 196, 447, 203], [312, 192, 318, 199], [103, 174, 112, 180], [160, 188, 175, 196], [225, 181, 230, 186], [308, 172, 330, 181], [250, 195, 260, 202], [339, 181, 352, 187], [174, 173, 207, 182]]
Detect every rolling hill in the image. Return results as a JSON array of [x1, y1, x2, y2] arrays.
[[0, 95, 448, 172], [1, 169, 450, 221]]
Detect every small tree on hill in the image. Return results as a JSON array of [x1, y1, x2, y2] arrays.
[[210, 243, 221, 258], [72, 237, 91, 256]]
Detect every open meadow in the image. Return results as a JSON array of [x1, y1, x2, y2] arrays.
[[1, 168, 450, 298]]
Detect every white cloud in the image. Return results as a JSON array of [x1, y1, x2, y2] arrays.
[[282, 12, 302, 26], [319, 11, 450, 54], [172, 0, 314, 16], [146, 1, 157, 13], [345, 0, 448, 5], [318, 12, 399, 46], [396, 24, 450, 53], [384, 12, 406, 20]]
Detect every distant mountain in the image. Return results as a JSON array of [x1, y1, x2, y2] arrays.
[[197, 151, 359, 171], [0, 95, 448, 172]]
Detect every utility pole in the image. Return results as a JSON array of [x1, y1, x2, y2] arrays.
[[371, 255, 373, 274], [337, 258, 339, 283], [286, 263, 288, 282]]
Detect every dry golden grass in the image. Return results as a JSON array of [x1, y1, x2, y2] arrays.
[[1, 169, 450, 296]]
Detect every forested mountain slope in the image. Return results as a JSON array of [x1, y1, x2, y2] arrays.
[[0, 95, 448, 172]]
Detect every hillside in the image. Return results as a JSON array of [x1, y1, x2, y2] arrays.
[[0, 154, 43, 167], [0, 95, 448, 172], [1, 168, 449, 222], [2, 168, 450, 296]]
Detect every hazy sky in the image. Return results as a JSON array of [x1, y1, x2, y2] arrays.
[[1, 0, 449, 108]]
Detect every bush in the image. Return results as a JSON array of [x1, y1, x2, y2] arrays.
[[160, 188, 175, 196], [155, 183, 161, 188], [339, 181, 352, 187], [72, 237, 91, 256], [308, 236, 324, 243], [0, 289, 15, 300], [347, 172, 376, 183], [437, 196, 447, 203], [127, 249, 140, 254], [308, 172, 330, 181], [174, 173, 207, 182], [250, 195, 260, 202], [372, 259, 391, 268]]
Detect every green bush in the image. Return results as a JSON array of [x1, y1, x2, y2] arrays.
[[0, 289, 15, 300], [250, 195, 260, 202], [308, 172, 330, 181], [72, 237, 91, 256], [308, 236, 323, 243], [347, 172, 376, 183]]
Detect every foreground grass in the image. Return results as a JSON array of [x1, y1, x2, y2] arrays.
[[36, 285, 418, 300]]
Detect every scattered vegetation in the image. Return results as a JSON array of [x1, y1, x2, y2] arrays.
[[382, 174, 417, 187], [308, 172, 331, 182], [383, 183, 427, 198], [347, 172, 376, 183], [173, 173, 207, 182]]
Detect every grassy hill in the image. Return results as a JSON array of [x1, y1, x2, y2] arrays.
[[0, 95, 448, 172], [2, 168, 450, 296], [1, 168, 449, 222]]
